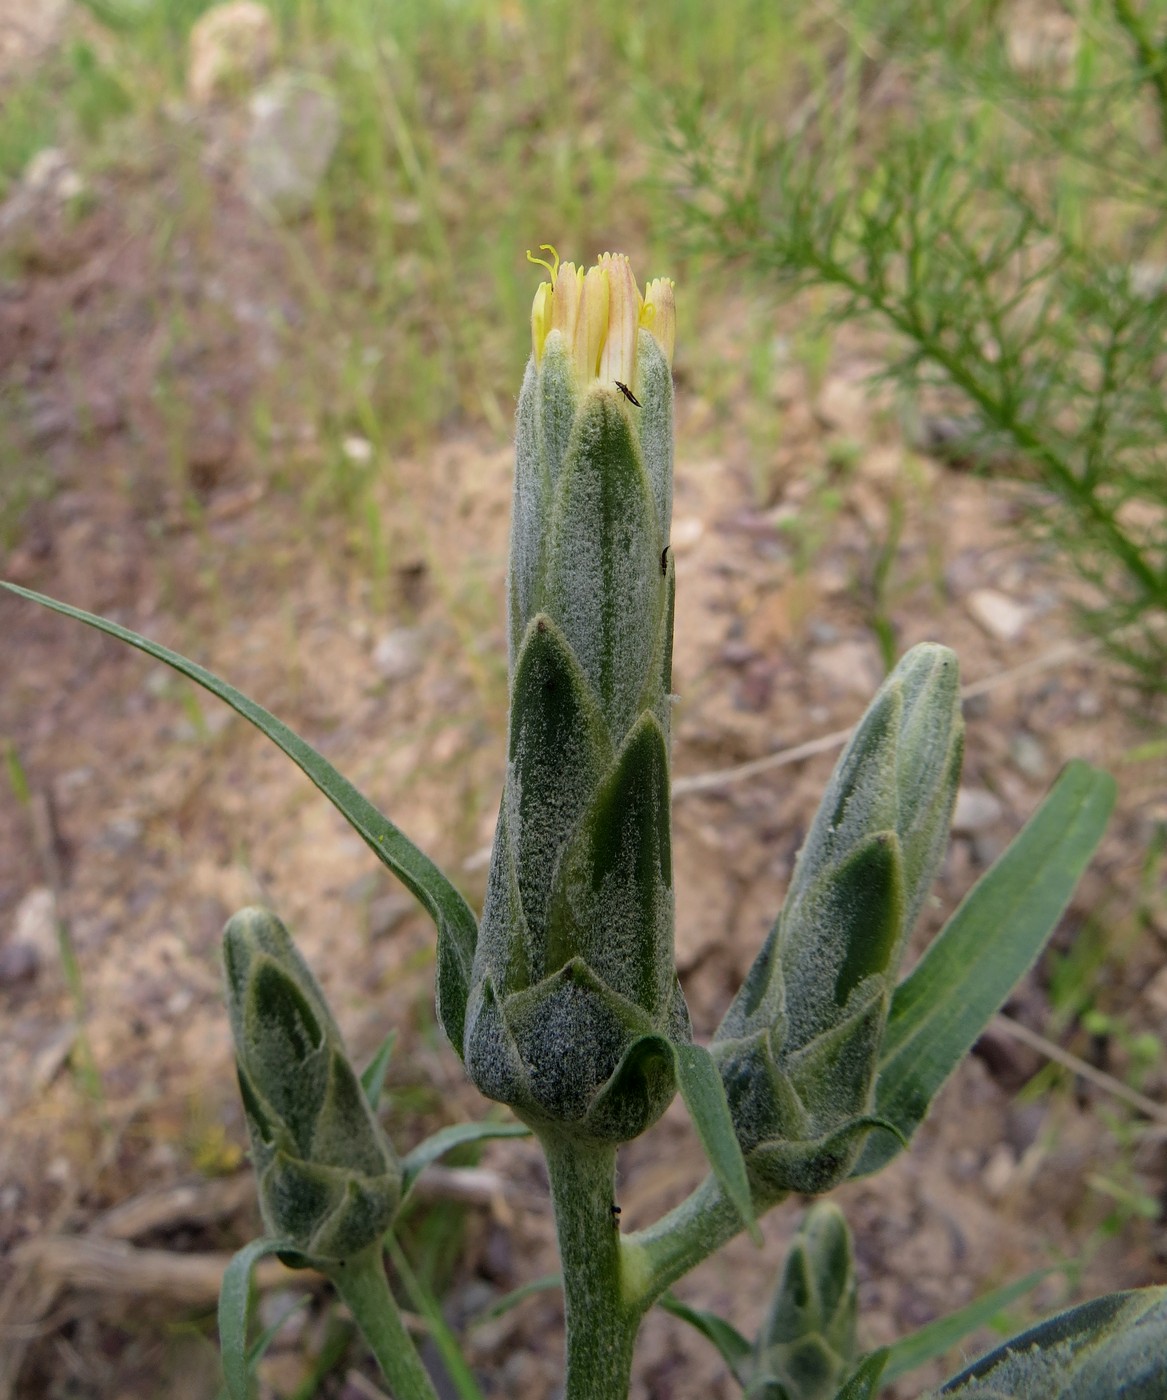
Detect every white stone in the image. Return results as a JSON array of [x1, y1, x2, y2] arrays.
[[9, 886, 57, 964], [244, 72, 341, 218], [952, 787, 1004, 833], [372, 627, 426, 682], [1010, 731, 1049, 780], [1145, 964, 1167, 1018], [967, 588, 1031, 643], [808, 639, 883, 698], [982, 1142, 1018, 1200], [342, 434, 374, 464], [23, 147, 85, 202], [25, 147, 67, 193], [188, 1, 277, 106]]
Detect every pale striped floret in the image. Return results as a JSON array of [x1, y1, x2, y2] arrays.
[[528, 247, 676, 395]]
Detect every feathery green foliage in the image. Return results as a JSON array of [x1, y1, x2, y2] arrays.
[[666, 0, 1167, 689]]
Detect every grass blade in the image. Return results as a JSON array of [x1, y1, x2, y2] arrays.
[[361, 1031, 398, 1110], [386, 1235, 486, 1400], [882, 1269, 1053, 1383], [400, 1120, 529, 1200], [658, 1292, 754, 1385]]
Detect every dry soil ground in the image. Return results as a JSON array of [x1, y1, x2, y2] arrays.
[[1, 17, 1166, 1400]]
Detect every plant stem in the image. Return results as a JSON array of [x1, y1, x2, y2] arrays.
[[621, 1173, 779, 1314], [327, 1246, 439, 1400], [540, 1132, 639, 1399]]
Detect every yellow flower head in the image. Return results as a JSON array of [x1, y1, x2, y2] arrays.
[[528, 247, 675, 394]]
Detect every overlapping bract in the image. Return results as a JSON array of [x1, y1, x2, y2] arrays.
[[713, 645, 964, 1194], [748, 1203, 859, 1400], [462, 256, 685, 1143], [222, 907, 401, 1261], [931, 1287, 1167, 1399]]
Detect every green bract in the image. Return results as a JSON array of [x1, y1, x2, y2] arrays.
[[462, 256, 686, 1143], [748, 1203, 859, 1400], [931, 1287, 1167, 1399], [713, 644, 964, 1194], [222, 907, 402, 1262]]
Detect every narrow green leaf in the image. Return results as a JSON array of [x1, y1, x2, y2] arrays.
[[361, 1031, 398, 1111], [673, 1042, 761, 1245], [212, 1296, 312, 1400], [833, 1350, 889, 1399], [386, 1235, 487, 1400], [854, 761, 1115, 1177], [400, 1120, 530, 1199], [882, 1269, 1053, 1383], [658, 1292, 754, 1385], [0, 583, 479, 1049], [218, 1238, 300, 1400]]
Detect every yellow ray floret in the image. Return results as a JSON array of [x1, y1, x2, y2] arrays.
[[642, 277, 676, 369], [528, 248, 675, 392]]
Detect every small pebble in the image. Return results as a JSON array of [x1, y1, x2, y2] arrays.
[[0, 942, 39, 987], [952, 787, 1003, 833], [982, 1143, 1017, 1199], [9, 887, 57, 964], [372, 627, 426, 681], [1010, 731, 1049, 780], [967, 588, 1031, 642]]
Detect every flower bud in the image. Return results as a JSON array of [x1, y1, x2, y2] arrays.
[[750, 1203, 859, 1400], [464, 252, 686, 1143], [222, 907, 402, 1261], [713, 645, 963, 1194]]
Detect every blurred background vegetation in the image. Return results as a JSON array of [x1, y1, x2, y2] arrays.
[[3, 0, 1163, 682]]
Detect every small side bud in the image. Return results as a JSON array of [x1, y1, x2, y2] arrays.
[[222, 908, 401, 1262], [714, 645, 963, 1194], [752, 1203, 858, 1400]]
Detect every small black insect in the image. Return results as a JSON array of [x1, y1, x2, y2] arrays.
[[614, 380, 641, 407], [610, 1203, 622, 1221], [660, 545, 669, 577]]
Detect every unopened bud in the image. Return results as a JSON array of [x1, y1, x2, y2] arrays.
[[223, 908, 401, 1261]]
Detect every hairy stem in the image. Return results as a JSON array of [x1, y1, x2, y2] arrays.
[[541, 1132, 639, 1399], [621, 1173, 783, 1314], [327, 1247, 438, 1400]]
